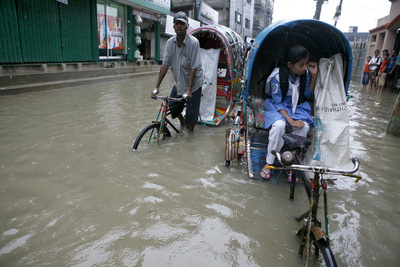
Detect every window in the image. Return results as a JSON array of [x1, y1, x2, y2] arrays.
[[245, 18, 250, 29], [235, 11, 242, 24]]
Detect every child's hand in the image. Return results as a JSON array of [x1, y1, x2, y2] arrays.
[[308, 62, 318, 76], [290, 119, 305, 128]]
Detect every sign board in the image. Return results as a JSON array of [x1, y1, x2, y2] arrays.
[[145, 0, 170, 11], [197, 1, 218, 25], [126, 0, 170, 15], [165, 15, 201, 36]]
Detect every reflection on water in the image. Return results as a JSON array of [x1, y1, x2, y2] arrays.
[[0, 77, 399, 266]]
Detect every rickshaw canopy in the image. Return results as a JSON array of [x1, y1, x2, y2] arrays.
[[191, 25, 245, 79], [245, 19, 352, 99]]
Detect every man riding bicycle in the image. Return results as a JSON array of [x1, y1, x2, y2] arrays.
[[153, 11, 203, 133]]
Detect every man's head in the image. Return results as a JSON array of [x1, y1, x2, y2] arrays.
[[173, 12, 189, 36], [374, 50, 380, 56], [174, 12, 188, 27]]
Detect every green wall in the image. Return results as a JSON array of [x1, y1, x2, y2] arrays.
[[0, 0, 96, 64], [0, 0, 23, 63]]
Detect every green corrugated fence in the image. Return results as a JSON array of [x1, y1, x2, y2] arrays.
[[0, 0, 95, 64]]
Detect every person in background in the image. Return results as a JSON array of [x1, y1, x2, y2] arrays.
[[245, 39, 254, 63], [386, 49, 398, 91], [383, 49, 389, 57], [260, 45, 318, 182], [369, 50, 381, 90], [378, 51, 389, 93], [153, 12, 203, 133], [362, 56, 372, 89]]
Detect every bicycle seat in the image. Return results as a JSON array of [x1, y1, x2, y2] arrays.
[[283, 133, 311, 150]]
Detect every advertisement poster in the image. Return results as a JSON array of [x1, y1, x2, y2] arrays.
[[98, 13, 107, 49], [97, 5, 124, 49]]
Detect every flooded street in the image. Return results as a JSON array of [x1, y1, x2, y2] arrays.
[[1, 74, 399, 266]]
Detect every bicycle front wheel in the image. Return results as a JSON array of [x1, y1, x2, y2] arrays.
[[132, 123, 160, 151], [311, 233, 337, 267]]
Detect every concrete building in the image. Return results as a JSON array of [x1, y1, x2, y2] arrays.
[[343, 27, 370, 44], [171, 0, 255, 41], [253, 0, 274, 39], [229, 0, 254, 41], [342, 26, 370, 82], [350, 0, 400, 84], [366, 0, 400, 56]]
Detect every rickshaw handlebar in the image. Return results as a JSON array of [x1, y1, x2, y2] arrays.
[[271, 151, 361, 181]]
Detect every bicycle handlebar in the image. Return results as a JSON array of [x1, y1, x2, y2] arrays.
[[270, 151, 362, 182], [151, 89, 188, 101]]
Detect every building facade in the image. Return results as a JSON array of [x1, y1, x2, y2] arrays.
[[0, 0, 170, 65], [366, 0, 400, 57], [253, 0, 274, 39], [171, 0, 255, 41], [343, 27, 370, 44], [229, 0, 254, 41]]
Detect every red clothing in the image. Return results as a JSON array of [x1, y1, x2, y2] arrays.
[[379, 59, 388, 73], [363, 62, 370, 73]]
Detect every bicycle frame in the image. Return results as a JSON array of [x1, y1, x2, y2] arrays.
[[132, 93, 187, 151], [152, 99, 169, 144], [149, 94, 187, 143]]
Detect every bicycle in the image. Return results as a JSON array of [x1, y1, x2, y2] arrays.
[[267, 134, 361, 267], [132, 90, 187, 151]]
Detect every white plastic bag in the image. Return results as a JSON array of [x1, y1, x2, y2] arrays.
[[306, 53, 352, 169], [199, 48, 220, 122]]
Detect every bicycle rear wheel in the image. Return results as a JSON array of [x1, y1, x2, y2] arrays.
[[132, 123, 160, 151]]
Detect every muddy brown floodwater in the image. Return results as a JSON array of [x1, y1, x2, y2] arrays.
[[0, 74, 399, 266]]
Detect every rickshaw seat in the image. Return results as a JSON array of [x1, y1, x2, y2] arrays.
[[282, 133, 311, 150]]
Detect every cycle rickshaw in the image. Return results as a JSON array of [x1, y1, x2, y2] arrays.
[[225, 19, 359, 267]]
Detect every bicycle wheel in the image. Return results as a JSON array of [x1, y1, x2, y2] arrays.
[[310, 232, 337, 267], [132, 123, 160, 151]]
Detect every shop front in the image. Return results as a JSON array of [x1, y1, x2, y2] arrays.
[[131, 9, 163, 61], [96, 0, 170, 62]]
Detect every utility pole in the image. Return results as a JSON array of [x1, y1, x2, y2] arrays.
[[193, 0, 197, 20], [333, 0, 343, 27], [313, 0, 326, 20]]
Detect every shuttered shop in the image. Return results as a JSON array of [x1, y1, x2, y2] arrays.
[[0, 0, 95, 64]]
